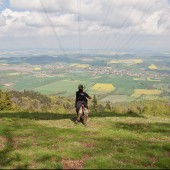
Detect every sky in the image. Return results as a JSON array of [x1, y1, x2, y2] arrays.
[[0, 0, 170, 53]]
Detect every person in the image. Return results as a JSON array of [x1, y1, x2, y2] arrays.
[[75, 84, 91, 125]]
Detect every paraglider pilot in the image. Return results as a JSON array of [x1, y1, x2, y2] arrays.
[[75, 84, 91, 125]]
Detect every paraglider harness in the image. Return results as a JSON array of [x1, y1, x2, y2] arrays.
[[76, 84, 88, 112], [75, 85, 90, 124], [76, 100, 89, 124], [76, 95, 88, 115]]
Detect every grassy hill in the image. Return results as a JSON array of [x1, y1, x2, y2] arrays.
[[0, 111, 169, 169]]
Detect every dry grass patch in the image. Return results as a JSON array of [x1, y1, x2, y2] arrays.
[[0, 136, 7, 150], [82, 142, 95, 148], [61, 154, 90, 169]]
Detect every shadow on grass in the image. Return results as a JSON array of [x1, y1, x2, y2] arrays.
[[0, 129, 14, 167], [0, 128, 29, 169], [0, 111, 144, 121]]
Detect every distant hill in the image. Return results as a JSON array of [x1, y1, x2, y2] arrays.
[[25, 55, 59, 65], [0, 55, 81, 65]]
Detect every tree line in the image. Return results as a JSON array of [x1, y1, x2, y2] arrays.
[[0, 90, 169, 115]]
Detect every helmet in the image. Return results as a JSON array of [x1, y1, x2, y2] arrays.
[[78, 84, 84, 90]]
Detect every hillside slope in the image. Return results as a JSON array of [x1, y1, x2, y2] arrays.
[[0, 112, 169, 169]]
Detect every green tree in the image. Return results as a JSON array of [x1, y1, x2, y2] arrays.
[[0, 90, 12, 110], [105, 101, 111, 111], [92, 95, 98, 113]]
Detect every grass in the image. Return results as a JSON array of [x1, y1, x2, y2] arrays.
[[0, 111, 169, 169]]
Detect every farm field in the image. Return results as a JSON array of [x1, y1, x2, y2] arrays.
[[0, 54, 170, 102], [149, 64, 158, 70], [0, 111, 169, 169], [35, 80, 82, 96], [12, 76, 65, 91], [0, 71, 169, 102], [132, 89, 162, 96], [89, 75, 156, 96], [108, 59, 143, 64], [92, 83, 115, 92], [70, 64, 90, 68]]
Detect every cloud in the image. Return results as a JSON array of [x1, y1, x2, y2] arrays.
[[0, 0, 169, 51], [0, 0, 168, 37]]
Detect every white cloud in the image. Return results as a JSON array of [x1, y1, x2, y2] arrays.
[[0, 0, 169, 50], [0, 0, 168, 37]]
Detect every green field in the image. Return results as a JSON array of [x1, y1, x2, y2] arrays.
[[0, 70, 169, 102], [0, 56, 170, 103], [86, 75, 157, 96], [35, 80, 81, 96], [13, 76, 65, 91], [0, 111, 169, 169]]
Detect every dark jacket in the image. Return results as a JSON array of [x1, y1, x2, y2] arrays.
[[75, 90, 90, 108]]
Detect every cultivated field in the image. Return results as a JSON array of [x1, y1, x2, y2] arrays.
[[0, 65, 169, 102], [92, 83, 115, 92], [70, 64, 90, 68], [0, 49, 170, 110], [149, 64, 158, 70], [108, 59, 143, 64], [35, 80, 81, 96], [132, 89, 162, 96]]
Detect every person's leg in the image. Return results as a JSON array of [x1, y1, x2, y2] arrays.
[[83, 108, 89, 125], [76, 107, 79, 115], [77, 108, 83, 121], [75, 102, 83, 123]]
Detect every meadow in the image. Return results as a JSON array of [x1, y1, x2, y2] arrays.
[[0, 111, 169, 169]]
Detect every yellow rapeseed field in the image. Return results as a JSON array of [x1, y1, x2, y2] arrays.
[[92, 83, 115, 92], [132, 89, 162, 96], [70, 64, 90, 68], [133, 78, 141, 81], [108, 59, 143, 64], [8, 73, 21, 76], [33, 67, 41, 71], [147, 77, 161, 82], [149, 64, 158, 70]]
